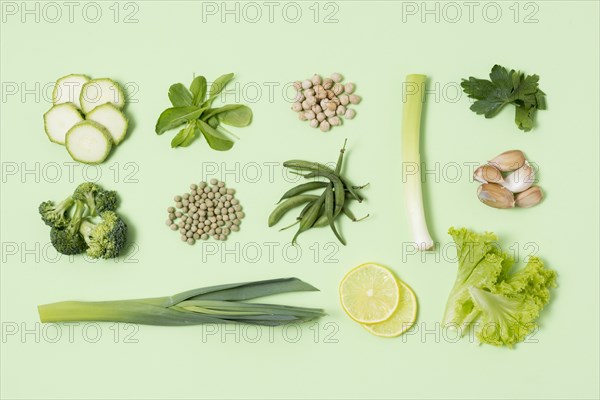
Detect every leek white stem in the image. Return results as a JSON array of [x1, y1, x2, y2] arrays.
[[402, 74, 434, 251]]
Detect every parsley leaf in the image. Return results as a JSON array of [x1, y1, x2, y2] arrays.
[[461, 65, 546, 132]]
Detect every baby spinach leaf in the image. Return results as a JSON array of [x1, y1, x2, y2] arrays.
[[168, 83, 193, 107], [190, 76, 207, 107], [180, 121, 201, 147], [171, 122, 196, 148], [197, 120, 234, 151], [156, 106, 204, 135], [202, 104, 244, 120], [209, 73, 234, 98], [202, 73, 235, 108], [217, 105, 253, 127]]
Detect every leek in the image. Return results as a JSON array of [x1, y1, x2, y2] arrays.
[[38, 278, 325, 327], [402, 74, 434, 250]]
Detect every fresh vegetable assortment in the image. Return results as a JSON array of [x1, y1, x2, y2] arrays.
[[156, 73, 252, 150], [44, 74, 128, 164], [39, 182, 128, 259], [35, 63, 559, 347]]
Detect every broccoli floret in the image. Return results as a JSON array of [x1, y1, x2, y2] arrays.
[[95, 189, 118, 213], [73, 182, 119, 216], [50, 226, 87, 255], [38, 196, 74, 228], [73, 182, 100, 215], [79, 211, 128, 259], [49, 200, 87, 255]]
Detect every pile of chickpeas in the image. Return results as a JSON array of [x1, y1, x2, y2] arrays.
[[166, 179, 245, 244], [291, 73, 361, 132]]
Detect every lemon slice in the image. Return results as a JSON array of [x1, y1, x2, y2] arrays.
[[339, 263, 400, 324], [362, 279, 418, 337]]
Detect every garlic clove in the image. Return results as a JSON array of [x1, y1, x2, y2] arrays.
[[501, 161, 535, 193], [473, 165, 504, 184], [515, 186, 543, 208], [477, 183, 515, 209], [488, 150, 526, 172]]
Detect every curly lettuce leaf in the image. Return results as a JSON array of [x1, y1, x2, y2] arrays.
[[442, 227, 513, 327], [443, 228, 557, 347], [469, 257, 557, 347]]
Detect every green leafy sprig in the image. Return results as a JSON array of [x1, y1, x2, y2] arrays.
[[461, 65, 546, 132], [156, 73, 252, 150]]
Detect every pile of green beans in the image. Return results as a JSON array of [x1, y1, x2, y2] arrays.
[[268, 140, 368, 245]]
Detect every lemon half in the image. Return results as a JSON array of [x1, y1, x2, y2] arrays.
[[339, 263, 400, 324]]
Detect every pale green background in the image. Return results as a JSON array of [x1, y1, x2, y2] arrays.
[[1, 1, 599, 399]]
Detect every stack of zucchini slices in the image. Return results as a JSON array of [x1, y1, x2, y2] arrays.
[[44, 74, 128, 164]]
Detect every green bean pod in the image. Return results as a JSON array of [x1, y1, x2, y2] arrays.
[[268, 194, 319, 227], [292, 192, 326, 244], [289, 171, 362, 202], [314, 213, 328, 228], [278, 181, 328, 203], [308, 170, 362, 203], [283, 160, 336, 175], [315, 204, 368, 227], [325, 184, 346, 245], [298, 200, 316, 220], [334, 139, 347, 174], [342, 207, 369, 222]]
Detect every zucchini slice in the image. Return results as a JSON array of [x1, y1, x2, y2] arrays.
[[79, 78, 125, 114], [65, 121, 113, 164], [86, 103, 128, 145], [52, 74, 90, 109], [43, 103, 84, 145]]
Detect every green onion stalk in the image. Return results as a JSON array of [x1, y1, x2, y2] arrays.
[[402, 74, 434, 251], [38, 278, 325, 326]]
